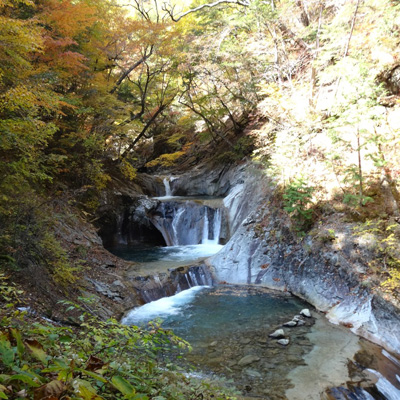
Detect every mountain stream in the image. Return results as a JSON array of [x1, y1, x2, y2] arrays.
[[108, 177, 400, 399]]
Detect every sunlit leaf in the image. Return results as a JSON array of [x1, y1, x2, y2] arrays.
[[25, 339, 47, 364], [9, 374, 40, 387], [111, 375, 136, 396]]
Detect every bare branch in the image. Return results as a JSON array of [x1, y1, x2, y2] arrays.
[[162, 0, 250, 22], [120, 104, 168, 159]]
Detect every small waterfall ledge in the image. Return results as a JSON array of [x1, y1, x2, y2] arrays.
[[125, 264, 214, 304]]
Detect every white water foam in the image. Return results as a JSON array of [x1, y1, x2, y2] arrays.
[[164, 177, 173, 196], [201, 208, 209, 244], [122, 286, 209, 325]]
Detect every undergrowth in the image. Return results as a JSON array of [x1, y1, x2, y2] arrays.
[[353, 220, 400, 298], [0, 275, 237, 400]]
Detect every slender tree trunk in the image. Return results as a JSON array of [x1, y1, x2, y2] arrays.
[[265, 23, 283, 86], [330, 0, 362, 111], [309, 3, 323, 107], [357, 129, 364, 206], [120, 104, 167, 160]]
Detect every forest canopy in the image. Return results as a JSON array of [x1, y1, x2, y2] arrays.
[[0, 0, 400, 290]]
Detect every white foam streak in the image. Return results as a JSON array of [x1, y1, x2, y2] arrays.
[[122, 286, 209, 325], [367, 369, 400, 400], [382, 349, 400, 368]]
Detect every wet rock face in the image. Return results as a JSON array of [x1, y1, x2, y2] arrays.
[[97, 196, 166, 248]]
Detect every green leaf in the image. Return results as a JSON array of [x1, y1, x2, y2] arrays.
[[59, 335, 73, 343], [111, 375, 136, 396], [77, 369, 108, 384], [0, 336, 14, 367], [25, 339, 47, 364], [10, 328, 24, 358], [76, 383, 104, 400], [9, 374, 40, 387], [0, 376, 11, 384], [0, 384, 8, 399]]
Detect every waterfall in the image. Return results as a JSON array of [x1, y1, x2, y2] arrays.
[[201, 208, 209, 244], [171, 208, 185, 246], [213, 208, 222, 244], [162, 176, 176, 197], [163, 178, 172, 196], [149, 201, 224, 246], [115, 214, 127, 245], [201, 207, 221, 245]]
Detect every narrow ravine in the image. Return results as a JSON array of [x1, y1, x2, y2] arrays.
[[100, 170, 400, 400]]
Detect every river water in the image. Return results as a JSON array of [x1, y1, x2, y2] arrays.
[[122, 283, 400, 399]]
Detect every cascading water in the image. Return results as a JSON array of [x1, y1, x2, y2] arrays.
[[201, 208, 209, 244], [171, 207, 185, 246], [161, 176, 176, 198], [163, 177, 172, 196], [107, 178, 226, 283], [201, 208, 221, 245], [213, 208, 222, 243]]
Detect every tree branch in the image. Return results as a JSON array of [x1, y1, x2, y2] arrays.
[[120, 104, 168, 159], [110, 46, 154, 94], [162, 0, 250, 22]]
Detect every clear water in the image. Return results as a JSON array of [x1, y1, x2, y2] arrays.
[[122, 285, 400, 399], [125, 285, 304, 339], [123, 285, 315, 398]]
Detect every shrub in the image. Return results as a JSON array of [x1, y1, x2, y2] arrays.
[[283, 177, 315, 235]]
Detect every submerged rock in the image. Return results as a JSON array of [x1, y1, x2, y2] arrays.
[[238, 354, 261, 366], [244, 369, 262, 378], [269, 329, 285, 338]]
